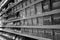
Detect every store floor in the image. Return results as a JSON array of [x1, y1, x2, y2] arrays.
[[0, 35, 13, 40]]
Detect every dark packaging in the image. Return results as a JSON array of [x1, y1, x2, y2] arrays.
[[43, 15, 52, 25], [53, 13, 60, 25], [54, 30, 60, 40], [42, 0, 51, 12], [51, 0, 60, 10], [44, 29, 53, 39]]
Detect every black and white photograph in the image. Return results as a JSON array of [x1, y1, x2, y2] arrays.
[[0, 0, 60, 40]]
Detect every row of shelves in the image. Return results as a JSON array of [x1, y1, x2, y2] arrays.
[[2, 0, 43, 20], [0, 29, 51, 40], [3, 12, 60, 27], [1, 0, 43, 16], [2, 0, 60, 23], [0, 31, 39, 40], [1, 27, 60, 40], [3, 9, 60, 23]]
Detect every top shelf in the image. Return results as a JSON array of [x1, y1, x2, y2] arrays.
[[1, 0, 43, 15]]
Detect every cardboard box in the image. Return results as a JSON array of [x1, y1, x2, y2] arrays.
[[36, 2, 42, 15], [52, 1, 60, 10], [42, 0, 51, 12], [54, 30, 60, 40], [30, 5, 36, 16], [38, 17, 43, 25], [26, 0, 31, 6], [26, 7, 31, 17], [43, 15, 52, 25], [44, 29, 53, 39], [32, 18, 38, 25], [53, 13, 60, 25]]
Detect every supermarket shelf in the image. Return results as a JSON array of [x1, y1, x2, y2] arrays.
[[4, 25, 60, 29], [4, 9, 60, 23], [15, 0, 43, 13], [1, 0, 43, 16], [0, 29, 52, 40]]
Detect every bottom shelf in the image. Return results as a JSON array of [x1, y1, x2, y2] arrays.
[[0, 29, 52, 40]]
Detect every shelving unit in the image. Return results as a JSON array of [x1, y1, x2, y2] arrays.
[[0, 29, 52, 40], [0, 0, 60, 40], [3, 9, 60, 23]]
